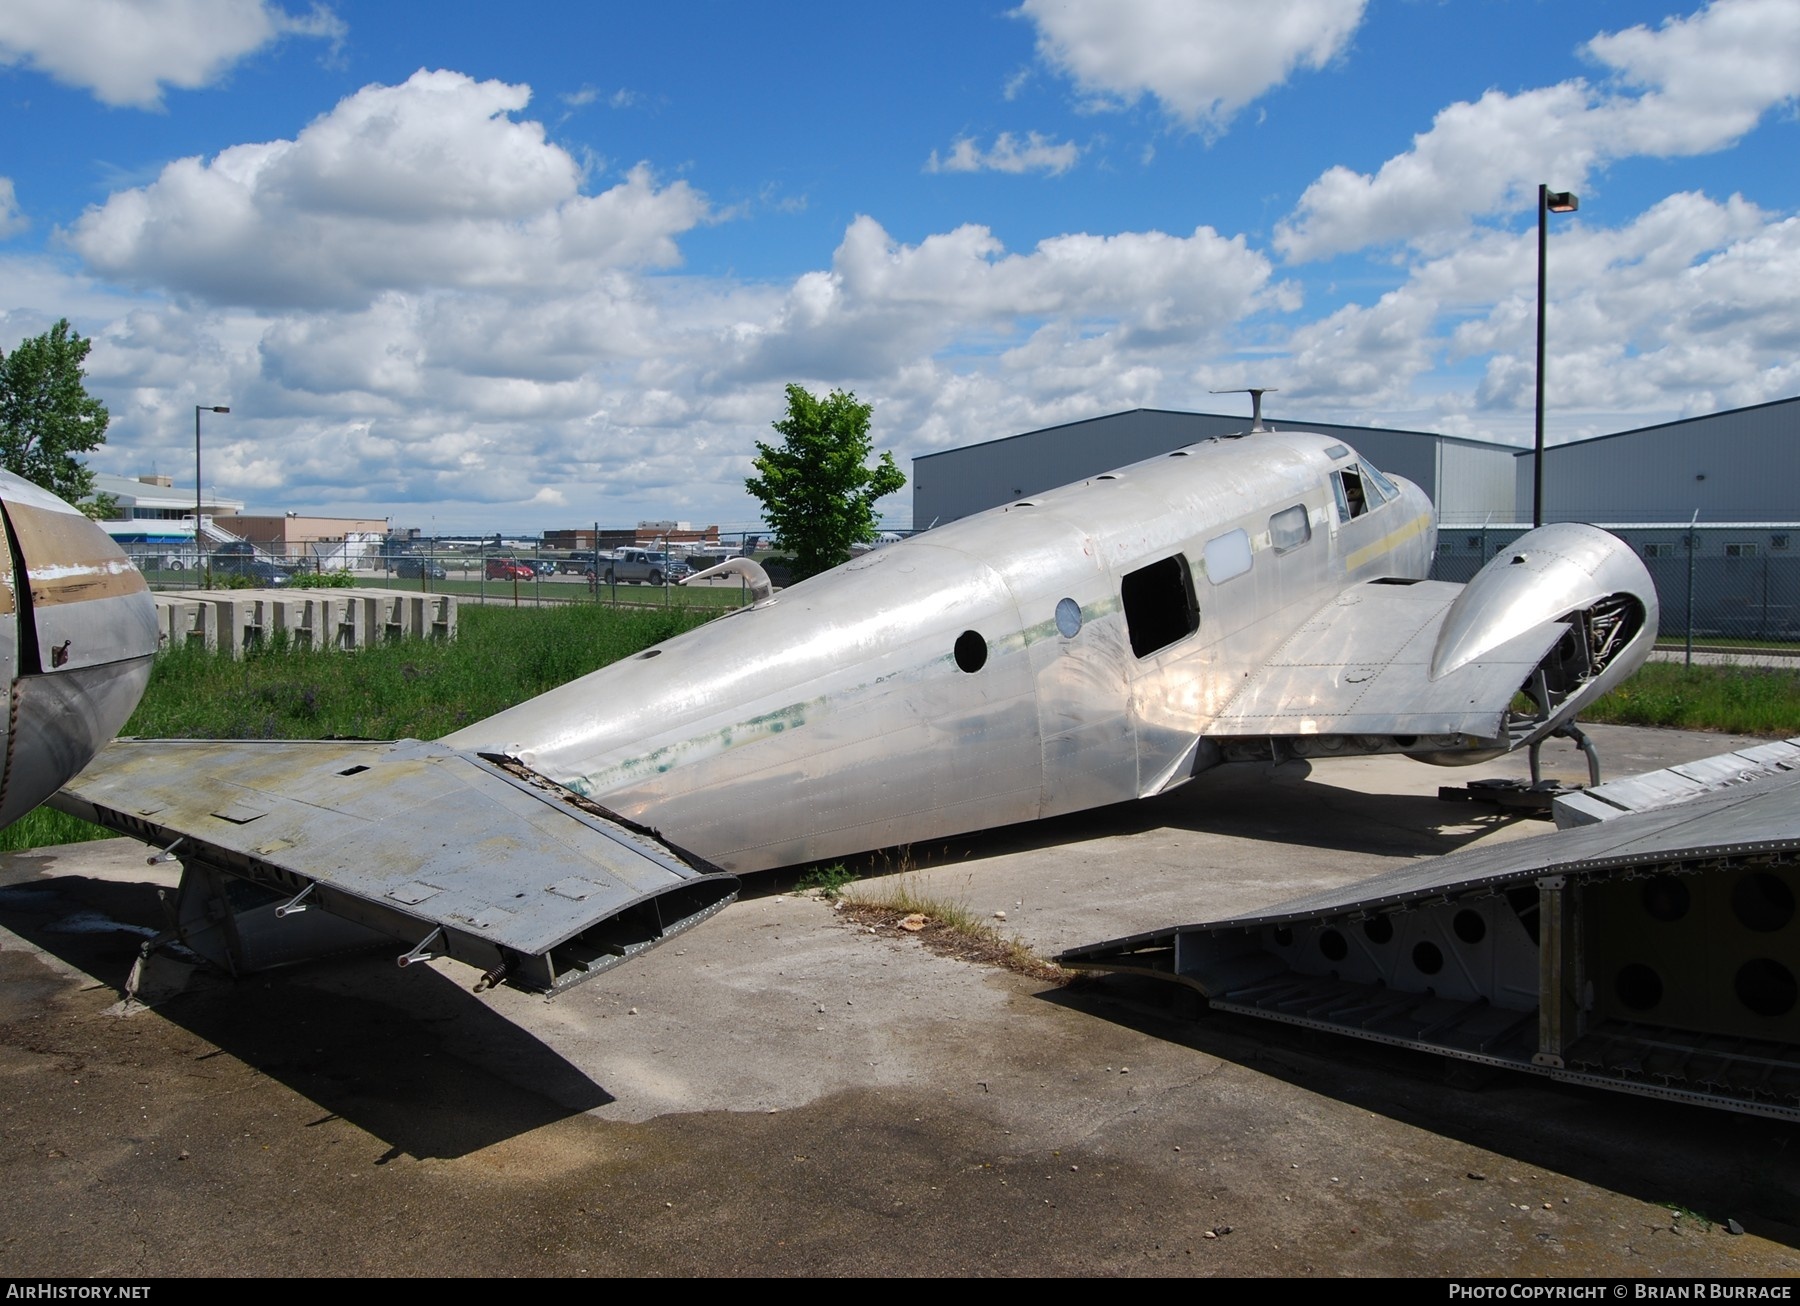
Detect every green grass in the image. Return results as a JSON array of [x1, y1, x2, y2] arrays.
[[794, 863, 861, 899], [0, 806, 121, 854], [1582, 663, 1800, 736], [122, 602, 712, 741], [5, 604, 715, 851]]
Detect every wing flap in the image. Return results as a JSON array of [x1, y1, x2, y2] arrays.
[[1206, 579, 1564, 740], [54, 738, 738, 993]]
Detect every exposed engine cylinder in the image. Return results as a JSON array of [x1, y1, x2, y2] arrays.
[[1413, 522, 1659, 766]]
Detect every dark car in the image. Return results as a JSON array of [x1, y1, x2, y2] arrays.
[[210, 556, 289, 587], [396, 556, 447, 580]]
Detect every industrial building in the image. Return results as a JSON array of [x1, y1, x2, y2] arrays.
[[1519, 394, 1800, 526], [912, 397, 1798, 532], [911, 397, 1800, 643], [911, 408, 1516, 529]]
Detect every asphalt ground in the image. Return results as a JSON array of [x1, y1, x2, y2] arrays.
[[1, 724, 1797, 1279]]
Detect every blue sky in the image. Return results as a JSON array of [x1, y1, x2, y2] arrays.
[[2, 0, 1797, 532]]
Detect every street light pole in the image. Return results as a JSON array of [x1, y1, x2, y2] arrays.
[[1533, 185, 1578, 528], [196, 404, 230, 585]]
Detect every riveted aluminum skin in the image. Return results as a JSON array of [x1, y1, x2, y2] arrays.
[[447, 431, 1450, 872], [0, 470, 158, 828], [1432, 521, 1660, 682]]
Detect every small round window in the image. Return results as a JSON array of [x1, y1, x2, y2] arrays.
[[954, 630, 987, 673], [1055, 597, 1082, 639]]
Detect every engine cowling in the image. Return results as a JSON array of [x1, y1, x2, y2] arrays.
[[0, 471, 160, 827], [1413, 522, 1659, 766]]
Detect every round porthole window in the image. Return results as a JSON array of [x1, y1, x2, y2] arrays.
[[1055, 597, 1082, 639], [954, 630, 987, 673]]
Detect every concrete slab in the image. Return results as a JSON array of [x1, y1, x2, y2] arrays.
[[1, 725, 1796, 1277]]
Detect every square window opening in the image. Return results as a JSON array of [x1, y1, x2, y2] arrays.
[[1121, 554, 1200, 658]]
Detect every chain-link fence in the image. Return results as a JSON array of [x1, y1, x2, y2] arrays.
[[1434, 523, 1800, 662], [135, 520, 1790, 660], [125, 531, 810, 613]]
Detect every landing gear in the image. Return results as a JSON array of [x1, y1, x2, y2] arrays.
[[1440, 722, 1603, 816]]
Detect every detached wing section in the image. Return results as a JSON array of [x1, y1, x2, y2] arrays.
[[1206, 579, 1563, 751], [54, 738, 738, 995]]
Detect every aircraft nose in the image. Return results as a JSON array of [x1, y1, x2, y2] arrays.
[[0, 654, 155, 827], [0, 469, 161, 827]]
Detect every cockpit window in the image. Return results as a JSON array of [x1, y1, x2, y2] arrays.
[[1364, 462, 1400, 503], [1332, 467, 1368, 522]]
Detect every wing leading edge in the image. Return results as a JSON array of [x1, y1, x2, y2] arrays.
[[53, 738, 738, 994]]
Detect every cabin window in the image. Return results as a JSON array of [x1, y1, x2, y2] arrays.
[[1270, 505, 1311, 554], [1120, 555, 1199, 658], [1203, 528, 1253, 583], [1055, 597, 1083, 639], [954, 630, 988, 673]]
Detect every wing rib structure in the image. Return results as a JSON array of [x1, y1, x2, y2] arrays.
[[55, 738, 738, 995]]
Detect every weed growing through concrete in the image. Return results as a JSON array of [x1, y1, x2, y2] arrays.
[[835, 871, 1066, 983]]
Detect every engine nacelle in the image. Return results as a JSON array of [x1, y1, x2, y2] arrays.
[[1413, 522, 1659, 767], [0, 471, 160, 827]]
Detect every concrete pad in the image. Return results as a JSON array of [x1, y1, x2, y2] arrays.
[[1, 725, 1796, 1276]]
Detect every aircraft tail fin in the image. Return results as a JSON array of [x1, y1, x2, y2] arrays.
[[54, 738, 738, 995]]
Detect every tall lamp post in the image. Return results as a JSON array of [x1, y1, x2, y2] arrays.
[[1533, 185, 1578, 528], [196, 405, 230, 585]]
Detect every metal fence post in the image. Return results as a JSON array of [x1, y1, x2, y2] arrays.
[[1685, 510, 1698, 668]]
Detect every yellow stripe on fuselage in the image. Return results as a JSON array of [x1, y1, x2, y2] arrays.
[[1344, 511, 1431, 573]]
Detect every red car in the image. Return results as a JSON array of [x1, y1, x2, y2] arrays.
[[485, 557, 536, 581]]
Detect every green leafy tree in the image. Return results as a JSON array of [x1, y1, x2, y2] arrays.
[[79, 491, 121, 521], [746, 384, 905, 582], [0, 319, 110, 504]]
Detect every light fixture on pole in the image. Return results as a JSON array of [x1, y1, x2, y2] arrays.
[[1533, 185, 1578, 528], [196, 405, 230, 584]]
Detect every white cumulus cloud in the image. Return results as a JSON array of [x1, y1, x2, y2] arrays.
[[1020, 0, 1367, 133], [63, 69, 709, 309], [0, 179, 26, 238], [723, 214, 1284, 384], [0, 0, 344, 109], [1275, 0, 1800, 261]]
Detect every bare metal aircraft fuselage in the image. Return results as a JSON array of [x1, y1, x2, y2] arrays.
[[59, 427, 1657, 994], [447, 430, 1650, 873]]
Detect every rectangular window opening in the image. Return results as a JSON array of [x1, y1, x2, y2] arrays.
[[1121, 554, 1200, 659]]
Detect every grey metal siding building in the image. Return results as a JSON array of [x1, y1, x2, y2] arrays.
[[912, 408, 1516, 529], [1515, 395, 1800, 525]]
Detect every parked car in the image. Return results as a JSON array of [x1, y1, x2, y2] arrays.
[[485, 557, 536, 581], [209, 555, 290, 587], [396, 556, 447, 580], [601, 548, 691, 586]]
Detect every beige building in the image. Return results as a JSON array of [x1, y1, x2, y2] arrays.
[[214, 513, 390, 567]]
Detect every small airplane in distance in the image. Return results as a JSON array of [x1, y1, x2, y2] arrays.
[[59, 420, 1659, 996], [0, 469, 159, 829]]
